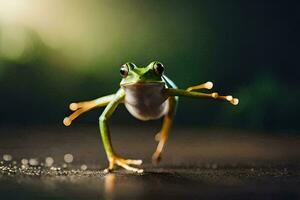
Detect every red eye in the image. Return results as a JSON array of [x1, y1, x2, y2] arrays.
[[120, 64, 128, 77], [154, 62, 164, 75]]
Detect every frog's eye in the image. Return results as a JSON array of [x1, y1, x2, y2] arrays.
[[120, 64, 129, 77], [154, 62, 164, 75]]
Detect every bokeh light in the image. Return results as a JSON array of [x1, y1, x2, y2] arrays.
[[0, 0, 298, 131], [45, 157, 54, 167], [64, 154, 73, 163], [3, 154, 12, 161]]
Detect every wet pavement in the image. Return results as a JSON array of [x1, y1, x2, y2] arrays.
[[0, 126, 299, 199]]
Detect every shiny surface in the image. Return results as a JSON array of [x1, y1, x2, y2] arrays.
[[0, 126, 299, 199]]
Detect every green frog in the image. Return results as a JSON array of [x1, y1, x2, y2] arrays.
[[63, 61, 238, 173]]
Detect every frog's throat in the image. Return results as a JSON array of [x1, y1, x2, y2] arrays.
[[120, 81, 165, 87]]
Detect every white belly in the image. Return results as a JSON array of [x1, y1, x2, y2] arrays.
[[122, 83, 168, 121]]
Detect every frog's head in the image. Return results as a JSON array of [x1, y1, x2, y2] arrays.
[[120, 61, 165, 86]]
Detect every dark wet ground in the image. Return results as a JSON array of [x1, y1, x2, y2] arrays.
[[0, 126, 299, 200]]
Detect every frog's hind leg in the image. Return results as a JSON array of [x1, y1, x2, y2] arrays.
[[152, 96, 178, 164]]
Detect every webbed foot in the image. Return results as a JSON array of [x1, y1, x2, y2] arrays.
[[104, 156, 143, 173]]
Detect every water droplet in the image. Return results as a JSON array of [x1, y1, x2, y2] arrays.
[[45, 157, 54, 167], [21, 158, 29, 165], [3, 154, 12, 161], [80, 164, 87, 171], [29, 158, 39, 166], [64, 154, 73, 163], [21, 164, 28, 169], [212, 163, 218, 169]]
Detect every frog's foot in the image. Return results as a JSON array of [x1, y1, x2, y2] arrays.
[[63, 101, 96, 126], [69, 101, 96, 111], [153, 132, 163, 163], [104, 156, 144, 173], [152, 150, 162, 164], [154, 132, 161, 142], [185, 81, 239, 106], [186, 81, 214, 92], [63, 106, 89, 126], [210, 93, 239, 105]]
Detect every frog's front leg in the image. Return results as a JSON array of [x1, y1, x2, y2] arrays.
[[100, 89, 143, 173], [185, 81, 239, 104], [152, 96, 178, 163], [166, 88, 239, 105], [63, 94, 115, 126]]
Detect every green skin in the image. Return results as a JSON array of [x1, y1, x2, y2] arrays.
[[64, 61, 238, 173]]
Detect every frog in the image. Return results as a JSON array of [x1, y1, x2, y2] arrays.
[[63, 61, 239, 173]]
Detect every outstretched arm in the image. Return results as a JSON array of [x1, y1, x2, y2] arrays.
[[63, 94, 115, 126], [164, 86, 239, 105]]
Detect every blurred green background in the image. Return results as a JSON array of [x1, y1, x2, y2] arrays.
[[0, 0, 298, 132]]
